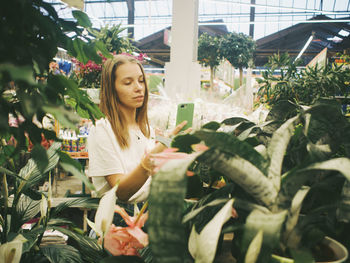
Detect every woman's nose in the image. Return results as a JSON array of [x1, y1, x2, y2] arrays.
[[134, 81, 143, 91]]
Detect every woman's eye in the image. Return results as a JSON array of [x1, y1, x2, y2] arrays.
[[139, 79, 145, 83]]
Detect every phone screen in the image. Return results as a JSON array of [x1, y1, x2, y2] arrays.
[[176, 103, 194, 131]]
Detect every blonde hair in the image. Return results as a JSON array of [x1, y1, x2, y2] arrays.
[[99, 54, 150, 149]]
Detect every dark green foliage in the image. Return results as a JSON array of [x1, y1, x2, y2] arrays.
[[257, 53, 350, 106]]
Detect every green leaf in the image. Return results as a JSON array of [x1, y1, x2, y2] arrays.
[[182, 199, 228, 223], [72, 38, 90, 64], [94, 40, 113, 59], [59, 156, 95, 192], [17, 142, 61, 194], [194, 130, 269, 175], [171, 133, 201, 153], [148, 156, 198, 262], [243, 210, 287, 252], [267, 115, 300, 191], [31, 144, 49, 173], [41, 244, 83, 263], [99, 256, 145, 263], [283, 186, 310, 248], [0, 63, 36, 85], [52, 226, 104, 262], [197, 149, 277, 208], [0, 167, 24, 181], [245, 230, 263, 263], [188, 199, 234, 263], [72, 10, 92, 28], [300, 158, 350, 181], [43, 104, 80, 130], [290, 248, 315, 263], [201, 121, 221, 131], [16, 195, 41, 227]]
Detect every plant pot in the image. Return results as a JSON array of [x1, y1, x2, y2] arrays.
[[271, 236, 348, 263]]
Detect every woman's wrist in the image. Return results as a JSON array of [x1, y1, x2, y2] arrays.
[[140, 154, 154, 175]]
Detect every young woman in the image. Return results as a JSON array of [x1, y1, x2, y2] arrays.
[[88, 54, 186, 202]]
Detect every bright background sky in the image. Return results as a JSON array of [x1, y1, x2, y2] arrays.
[[50, 0, 350, 40]]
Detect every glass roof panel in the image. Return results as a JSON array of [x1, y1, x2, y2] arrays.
[[46, 0, 350, 41]]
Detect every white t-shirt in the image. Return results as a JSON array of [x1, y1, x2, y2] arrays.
[[87, 118, 155, 202]]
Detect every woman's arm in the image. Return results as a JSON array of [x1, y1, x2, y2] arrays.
[[106, 121, 189, 202]]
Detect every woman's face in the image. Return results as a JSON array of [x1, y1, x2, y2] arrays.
[[114, 62, 146, 110]]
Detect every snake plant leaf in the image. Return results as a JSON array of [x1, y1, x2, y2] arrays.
[[201, 121, 221, 131], [300, 158, 350, 181], [182, 199, 228, 223], [283, 186, 310, 248], [188, 199, 234, 263], [194, 130, 269, 175], [267, 115, 300, 191], [171, 133, 201, 153], [148, 155, 198, 263], [243, 210, 287, 252], [245, 229, 263, 263], [337, 180, 350, 223], [41, 244, 83, 263], [198, 149, 277, 208]]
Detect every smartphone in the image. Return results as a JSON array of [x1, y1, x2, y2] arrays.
[[176, 103, 194, 132]]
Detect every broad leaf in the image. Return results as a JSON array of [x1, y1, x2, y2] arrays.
[[182, 199, 228, 223], [283, 186, 310, 247], [16, 195, 41, 227], [148, 156, 197, 262], [243, 210, 287, 251], [72, 10, 92, 28], [198, 149, 277, 208], [194, 130, 269, 175], [17, 142, 61, 194], [188, 199, 234, 263], [41, 244, 82, 263], [268, 115, 300, 191], [31, 144, 48, 173], [0, 64, 36, 85], [245, 230, 263, 263], [52, 226, 104, 262]]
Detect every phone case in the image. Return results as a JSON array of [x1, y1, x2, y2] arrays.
[[176, 103, 194, 131]]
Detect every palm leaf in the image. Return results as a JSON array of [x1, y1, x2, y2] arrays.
[[50, 197, 99, 218], [148, 156, 197, 263], [17, 142, 61, 194], [15, 195, 41, 227], [41, 244, 82, 263], [198, 149, 277, 208], [0, 167, 25, 181], [52, 226, 104, 263]]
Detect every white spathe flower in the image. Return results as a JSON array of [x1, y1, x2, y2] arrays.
[[94, 184, 118, 237], [0, 234, 27, 263], [188, 199, 234, 263], [40, 194, 48, 219]]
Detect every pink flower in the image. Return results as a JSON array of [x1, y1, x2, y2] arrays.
[[103, 205, 148, 257], [150, 144, 209, 175]]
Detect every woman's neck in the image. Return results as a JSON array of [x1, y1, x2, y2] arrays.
[[120, 106, 137, 127]]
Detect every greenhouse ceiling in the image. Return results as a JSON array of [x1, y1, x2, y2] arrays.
[[49, 0, 350, 41]]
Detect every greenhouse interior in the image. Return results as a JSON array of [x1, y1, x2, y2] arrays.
[[1, 0, 350, 262]]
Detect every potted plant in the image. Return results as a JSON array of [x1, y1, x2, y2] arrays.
[[144, 98, 350, 262], [0, 1, 112, 262]]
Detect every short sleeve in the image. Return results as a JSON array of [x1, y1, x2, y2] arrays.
[[88, 120, 124, 177]]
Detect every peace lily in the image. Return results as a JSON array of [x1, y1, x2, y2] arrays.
[[0, 234, 26, 263], [87, 184, 118, 238]]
